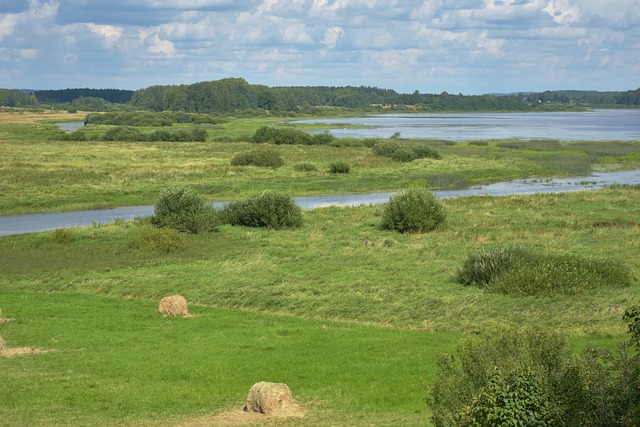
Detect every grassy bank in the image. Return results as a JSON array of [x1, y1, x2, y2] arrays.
[[1, 110, 638, 215], [1, 186, 638, 425]]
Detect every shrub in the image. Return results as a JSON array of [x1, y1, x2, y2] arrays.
[[311, 132, 335, 145], [126, 225, 186, 253], [152, 187, 218, 234], [223, 191, 303, 229], [411, 144, 442, 160], [191, 128, 208, 142], [328, 160, 351, 174], [430, 327, 567, 427], [49, 228, 76, 244], [372, 140, 403, 157], [372, 140, 441, 162], [251, 126, 313, 145], [456, 245, 531, 288], [293, 162, 318, 172], [230, 147, 284, 168], [381, 188, 445, 233], [102, 126, 144, 141], [457, 245, 633, 296]]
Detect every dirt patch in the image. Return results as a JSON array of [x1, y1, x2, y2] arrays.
[[179, 406, 306, 427], [0, 318, 15, 324], [0, 347, 53, 358], [0, 110, 86, 124]]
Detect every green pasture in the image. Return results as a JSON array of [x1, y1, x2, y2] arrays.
[[0, 111, 638, 215], [1, 110, 639, 425]]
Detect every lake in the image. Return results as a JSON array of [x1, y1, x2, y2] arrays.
[[296, 109, 640, 141]]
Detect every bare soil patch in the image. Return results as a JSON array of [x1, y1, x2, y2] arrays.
[[0, 110, 86, 124], [178, 405, 306, 427], [0, 347, 53, 358]]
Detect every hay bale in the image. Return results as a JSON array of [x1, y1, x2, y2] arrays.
[[245, 382, 294, 415], [158, 295, 189, 317]]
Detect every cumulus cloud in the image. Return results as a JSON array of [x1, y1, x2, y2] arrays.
[[0, 0, 638, 92]]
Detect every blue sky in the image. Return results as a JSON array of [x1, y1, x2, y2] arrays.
[[1, 0, 639, 94]]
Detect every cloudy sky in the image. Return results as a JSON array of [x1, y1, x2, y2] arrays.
[[1, 0, 639, 94]]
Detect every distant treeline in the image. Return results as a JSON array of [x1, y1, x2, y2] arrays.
[[34, 88, 134, 104], [1, 80, 639, 113]]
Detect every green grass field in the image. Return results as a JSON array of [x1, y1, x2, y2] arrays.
[[0, 110, 639, 425]]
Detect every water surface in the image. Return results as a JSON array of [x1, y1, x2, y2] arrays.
[[296, 110, 640, 141]]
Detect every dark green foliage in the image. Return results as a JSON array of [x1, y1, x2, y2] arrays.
[[152, 187, 218, 234], [293, 162, 318, 172], [223, 191, 303, 229], [431, 327, 567, 427], [381, 188, 445, 233], [35, 88, 133, 104], [126, 225, 186, 253], [311, 132, 336, 145], [457, 246, 633, 296], [85, 111, 218, 126], [469, 141, 489, 146], [328, 160, 351, 174], [431, 310, 640, 427], [458, 367, 553, 427], [372, 140, 441, 162], [251, 126, 313, 145], [457, 245, 531, 288], [102, 126, 144, 141], [190, 128, 208, 142], [230, 147, 284, 168], [49, 228, 76, 244]]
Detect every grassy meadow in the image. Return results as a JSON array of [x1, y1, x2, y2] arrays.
[[1, 109, 639, 426]]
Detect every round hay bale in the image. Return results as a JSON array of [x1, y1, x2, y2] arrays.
[[245, 382, 293, 415], [158, 295, 189, 317]]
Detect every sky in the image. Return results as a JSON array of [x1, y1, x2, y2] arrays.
[[1, 0, 639, 94]]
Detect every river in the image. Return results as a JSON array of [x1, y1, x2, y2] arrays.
[[1, 169, 638, 236]]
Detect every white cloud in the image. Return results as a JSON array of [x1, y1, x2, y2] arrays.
[[322, 26, 343, 48], [86, 23, 124, 48]]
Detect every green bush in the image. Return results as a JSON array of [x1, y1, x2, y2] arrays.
[[328, 160, 351, 174], [223, 191, 303, 229], [372, 140, 441, 162], [431, 314, 640, 427], [293, 162, 318, 172], [49, 228, 76, 244], [431, 327, 567, 427], [457, 246, 633, 296], [102, 126, 144, 141], [251, 126, 313, 145], [230, 147, 284, 168], [381, 188, 445, 233], [126, 225, 186, 253], [152, 187, 218, 234], [457, 245, 531, 288], [311, 132, 336, 145]]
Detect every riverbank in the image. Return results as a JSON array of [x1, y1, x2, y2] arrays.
[[1, 169, 639, 235]]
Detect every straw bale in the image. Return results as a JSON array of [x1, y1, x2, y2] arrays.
[[245, 382, 293, 415], [158, 295, 189, 316]]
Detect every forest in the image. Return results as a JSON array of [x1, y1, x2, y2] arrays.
[[1, 79, 639, 114]]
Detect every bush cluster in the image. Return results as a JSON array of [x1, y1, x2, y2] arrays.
[[293, 162, 318, 172], [372, 140, 442, 162], [457, 245, 633, 296], [223, 191, 303, 229], [252, 126, 335, 145], [381, 188, 445, 233], [230, 147, 284, 168], [101, 126, 208, 142], [152, 187, 218, 234], [85, 111, 218, 126], [328, 160, 351, 174], [126, 225, 186, 253], [431, 311, 640, 427]]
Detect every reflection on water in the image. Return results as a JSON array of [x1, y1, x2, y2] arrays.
[[1, 169, 638, 235]]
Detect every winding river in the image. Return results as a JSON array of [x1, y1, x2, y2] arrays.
[[1, 169, 638, 236]]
